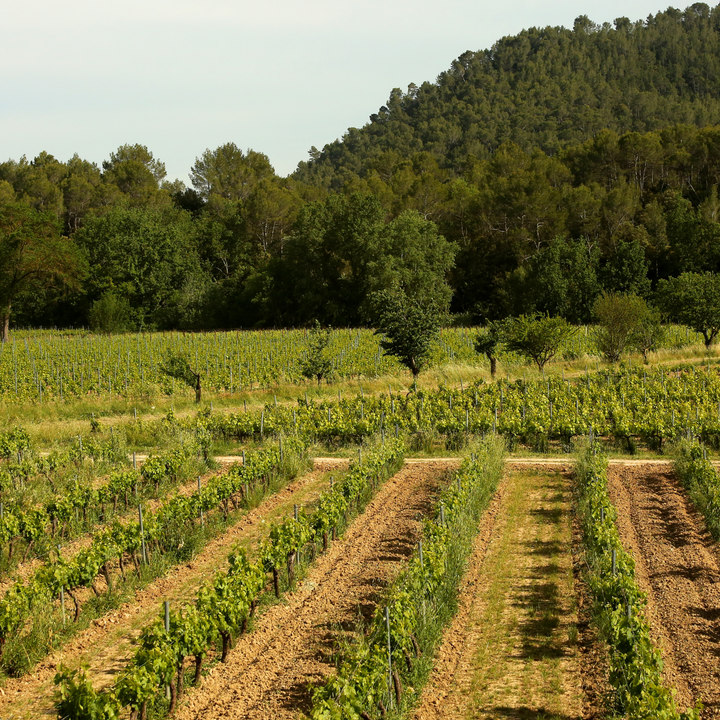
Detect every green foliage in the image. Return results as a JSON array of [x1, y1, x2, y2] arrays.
[[310, 437, 504, 719], [574, 445, 701, 719], [54, 665, 120, 720], [88, 291, 134, 334], [190, 143, 274, 202], [296, 6, 720, 185], [521, 236, 601, 323], [673, 439, 720, 541], [160, 353, 200, 391], [0, 426, 30, 458], [54, 439, 403, 717], [300, 322, 334, 385], [367, 211, 457, 315], [592, 293, 653, 362], [632, 305, 665, 363], [12, 9, 720, 331], [473, 323, 502, 377], [0, 202, 85, 339], [75, 206, 200, 331], [500, 314, 575, 371], [3, 440, 306, 676], [373, 291, 442, 380], [656, 272, 720, 347]]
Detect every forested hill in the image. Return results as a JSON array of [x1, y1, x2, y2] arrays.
[[8, 3, 720, 335], [294, 3, 720, 188]]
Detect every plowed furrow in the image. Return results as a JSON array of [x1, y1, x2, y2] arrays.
[[175, 460, 455, 720], [608, 466, 720, 718]]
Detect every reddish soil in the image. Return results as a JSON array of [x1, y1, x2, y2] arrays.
[[174, 460, 455, 720], [608, 465, 720, 718]]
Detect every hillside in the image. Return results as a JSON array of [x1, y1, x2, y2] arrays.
[[294, 4, 720, 188], [6, 4, 720, 331]]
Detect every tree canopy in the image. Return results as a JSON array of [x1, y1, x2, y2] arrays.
[[374, 291, 443, 381], [656, 272, 720, 347], [7, 6, 720, 332]]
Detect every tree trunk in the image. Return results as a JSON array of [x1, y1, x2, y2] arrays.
[[1, 307, 9, 343], [175, 659, 185, 702], [392, 669, 403, 705], [168, 680, 177, 715], [194, 654, 204, 686], [272, 567, 280, 598], [489, 356, 497, 378], [22, 540, 34, 563], [102, 562, 113, 593], [195, 375, 202, 403], [66, 587, 80, 622]]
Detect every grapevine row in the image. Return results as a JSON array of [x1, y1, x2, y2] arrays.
[[0, 437, 208, 576], [0, 439, 307, 674], [673, 438, 720, 540], [53, 438, 404, 720], [574, 444, 700, 719], [310, 437, 505, 719], [160, 364, 720, 451], [0, 325, 704, 402]]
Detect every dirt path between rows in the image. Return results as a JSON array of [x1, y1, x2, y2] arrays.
[[608, 466, 720, 718], [413, 463, 582, 720], [174, 460, 455, 720], [0, 459, 347, 720]]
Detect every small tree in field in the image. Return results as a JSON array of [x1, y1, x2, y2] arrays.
[[592, 293, 650, 362], [656, 272, 720, 348], [300, 321, 334, 385], [373, 290, 442, 387], [161, 353, 202, 403], [632, 305, 665, 363], [501, 314, 575, 371], [474, 323, 502, 378]]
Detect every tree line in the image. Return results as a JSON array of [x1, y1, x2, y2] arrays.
[[5, 3, 720, 335]]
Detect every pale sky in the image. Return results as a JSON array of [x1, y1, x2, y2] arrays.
[[1, 0, 685, 183]]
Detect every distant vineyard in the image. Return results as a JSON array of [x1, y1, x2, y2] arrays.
[[0, 325, 705, 401]]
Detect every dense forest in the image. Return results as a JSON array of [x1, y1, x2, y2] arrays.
[[4, 2, 720, 334]]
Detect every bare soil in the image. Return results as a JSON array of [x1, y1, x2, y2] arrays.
[[608, 465, 720, 718], [0, 459, 347, 720], [174, 460, 455, 720]]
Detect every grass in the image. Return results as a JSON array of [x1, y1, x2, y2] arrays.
[[468, 468, 581, 719]]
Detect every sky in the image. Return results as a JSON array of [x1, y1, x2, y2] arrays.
[[1, 0, 686, 183]]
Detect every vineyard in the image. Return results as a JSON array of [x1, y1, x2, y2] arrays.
[[0, 325, 706, 403], [0, 330, 718, 719]]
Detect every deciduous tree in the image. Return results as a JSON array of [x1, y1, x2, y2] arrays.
[[501, 314, 575, 371], [0, 203, 84, 341], [656, 271, 720, 347]]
